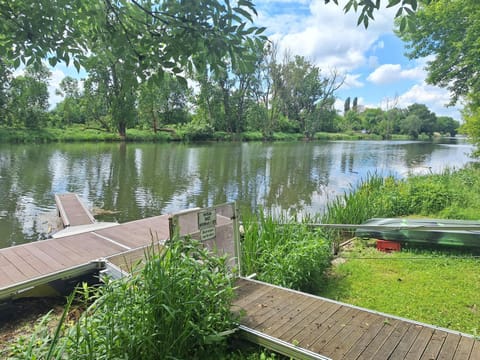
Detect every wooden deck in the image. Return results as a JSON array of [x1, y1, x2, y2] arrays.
[[233, 278, 480, 360], [55, 193, 96, 227], [0, 214, 171, 300], [2, 195, 479, 359]]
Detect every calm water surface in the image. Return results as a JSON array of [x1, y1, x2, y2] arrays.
[[0, 139, 474, 248]]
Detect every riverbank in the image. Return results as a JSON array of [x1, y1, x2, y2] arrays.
[[0, 125, 416, 143], [2, 165, 480, 358]]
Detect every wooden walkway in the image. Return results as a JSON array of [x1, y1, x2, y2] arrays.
[[0, 213, 171, 300], [2, 195, 479, 359], [233, 278, 480, 360], [55, 193, 96, 227]]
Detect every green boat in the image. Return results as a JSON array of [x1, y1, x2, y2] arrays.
[[355, 218, 480, 248]]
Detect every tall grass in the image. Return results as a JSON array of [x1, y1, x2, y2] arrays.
[[241, 211, 332, 293], [321, 166, 480, 250], [8, 238, 237, 359]]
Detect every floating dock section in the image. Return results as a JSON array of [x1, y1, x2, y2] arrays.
[[1, 196, 479, 359]]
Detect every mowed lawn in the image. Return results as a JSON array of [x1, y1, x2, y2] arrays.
[[320, 242, 480, 335]]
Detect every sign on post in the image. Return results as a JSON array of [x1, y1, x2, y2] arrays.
[[198, 209, 216, 241]]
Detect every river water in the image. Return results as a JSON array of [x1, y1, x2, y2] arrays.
[[0, 139, 474, 248]]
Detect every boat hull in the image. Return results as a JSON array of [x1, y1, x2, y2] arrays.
[[355, 218, 480, 248]]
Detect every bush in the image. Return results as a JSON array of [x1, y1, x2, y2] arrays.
[[241, 131, 264, 141], [9, 239, 237, 359], [241, 212, 332, 293], [177, 119, 214, 141]]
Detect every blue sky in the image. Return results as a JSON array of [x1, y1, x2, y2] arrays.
[[254, 0, 462, 120], [41, 0, 461, 120]]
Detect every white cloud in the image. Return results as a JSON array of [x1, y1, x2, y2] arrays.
[[342, 73, 364, 90], [48, 68, 66, 108], [397, 83, 460, 119], [257, 0, 397, 72], [367, 63, 425, 84]]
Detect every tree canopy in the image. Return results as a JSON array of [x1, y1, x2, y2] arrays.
[[1, 0, 266, 136]]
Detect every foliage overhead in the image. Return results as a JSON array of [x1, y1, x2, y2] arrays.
[[1, 0, 266, 73], [1, 0, 266, 136], [400, 0, 480, 105], [325, 0, 420, 30]]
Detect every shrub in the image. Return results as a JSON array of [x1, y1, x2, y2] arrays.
[[241, 212, 332, 293], [9, 239, 237, 359]]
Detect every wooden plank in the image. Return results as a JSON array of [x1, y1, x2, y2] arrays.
[[469, 338, 480, 360], [57, 233, 126, 258], [404, 327, 435, 360], [0, 253, 24, 286], [453, 336, 474, 360], [275, 299, 342, 341], [95, 215, 170, 248], [419, 330, 448, 360], [340, 315, 388, 360], [255, 292, 317, 333], [9, 246, 58, 274], [28, 244, 72, 267], [311, 308, 372, 356], [37, 240, 88, 264], [301, 306, 362, 349], [55, 193, 95, 227], [436, 332, 461, 360], [356, 319, 401, 360], [107, 245, 164, 273], [240, 289, 300, 330], [293, 304, 353, 347], [388, 324, 423, 360], [369, 320, 411, 359], [232, 280, 278, 310], [259, 295, 318, 335], [1, 248, 39, 279]]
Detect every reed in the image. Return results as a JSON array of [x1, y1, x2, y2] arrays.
[[241, 211, 332, 293], [8, 238, 237, 359]]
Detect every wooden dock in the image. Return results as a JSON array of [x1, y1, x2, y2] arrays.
[[233, 278, 480, 360], [1, 195, 479, 359], [55, 193, 96, 227], [0, 213, 171, 300]]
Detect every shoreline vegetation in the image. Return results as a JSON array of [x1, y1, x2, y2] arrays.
[[2, 165, 480, 358], [0, 125, 435, 144]]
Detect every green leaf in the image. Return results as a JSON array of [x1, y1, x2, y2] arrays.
[[48, 57, 57, 67], [233, 7, 253, 22], [73, 60, 81, 73], [387, 0, 402, 7], [176, 76, 188, 88], [255, 27, 266, 35], [399, 16, 407, 32]]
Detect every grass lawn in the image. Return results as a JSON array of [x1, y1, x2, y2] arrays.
[[320, 240, 480, 335]]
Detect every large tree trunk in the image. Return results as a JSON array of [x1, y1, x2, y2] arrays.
[[118, 121, 127, 140]]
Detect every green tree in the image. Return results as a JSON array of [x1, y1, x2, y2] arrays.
[[138, 74, 190, 132], [2, 0, 265, 137], [340, 110, 362, 132], [436, 116, 459, 136], [405, 103, 437, 138], [400, 114, 422, 139], [5, 65, 51, 128], [54, 76, 84, 125], [325, 0, 419, 29], [461, 97, 480, 157], [352, 97, 358, 112], [80, 76, 110, 130], [275, 55, 343, 138], [398, 0, 480, 151], [401, 0, 479, 105], [360, 108, 385, 134], [344, 97, 351, 115]]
